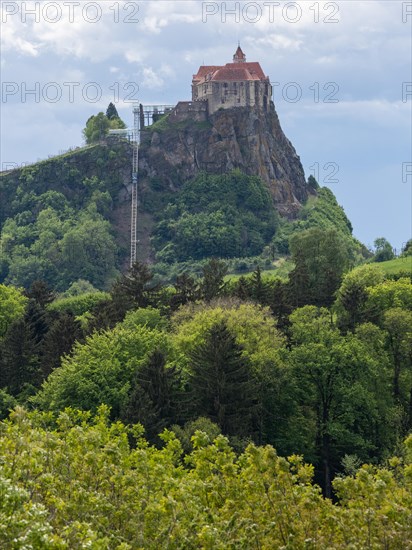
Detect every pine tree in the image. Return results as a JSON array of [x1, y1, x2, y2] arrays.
[[188, 320, 256, 437], [25, 300, 49, 346], [0, 319, 40, 396], [40, 312, 83, 378], [250, 265, 269, 304], [234, 276, 251, 301], [106, 102, 120, 120], [171, 273, 199, 310], [201, 259, 228, 302], [111, 262, 159, 311], [122, 350, 180, 441], [25, 280, 55, 308], [269, 279, 292, 332]]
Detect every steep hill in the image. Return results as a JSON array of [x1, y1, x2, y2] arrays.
[[0, 142, 132, 290], [140, 103, 310, 218], [0, 102, 363, 289]]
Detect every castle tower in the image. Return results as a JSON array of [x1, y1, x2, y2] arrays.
[[233, 45, 246, 63]]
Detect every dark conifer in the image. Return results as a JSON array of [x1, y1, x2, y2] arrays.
[[0, 319, 40, 396], [250, 265, 269, 304], [106, 102, 120, 120], [171, 273, 199, 310], [40, 312, 83, 378], [201, 259, 228, 302], [111, 262, 159, 311], [188, 320, 256, 437], [122, 349, 180, 441], [234, 276, 251, 301], [25, 280, 55, 308]]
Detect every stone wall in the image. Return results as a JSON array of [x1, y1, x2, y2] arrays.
[[193, 81, 271, 114], [169, 101, 208, 123]]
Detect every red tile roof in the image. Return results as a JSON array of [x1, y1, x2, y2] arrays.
[[193, 62, 268, 84], [192, 66, 221, 82], [234, 46, 246, 60], [211, 67, 260, 82]]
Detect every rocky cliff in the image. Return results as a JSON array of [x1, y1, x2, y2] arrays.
[[139, 101, 310, 218]]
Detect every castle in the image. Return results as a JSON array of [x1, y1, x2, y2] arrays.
[[191, 46, 272, 114]]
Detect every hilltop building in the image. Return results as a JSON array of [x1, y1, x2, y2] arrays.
[[191, 46, 272, 114]]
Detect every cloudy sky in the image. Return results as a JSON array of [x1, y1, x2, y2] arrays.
[[1, 0, 411, 250]]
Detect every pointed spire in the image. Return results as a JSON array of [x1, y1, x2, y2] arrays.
[[233, 44, 246, 63]]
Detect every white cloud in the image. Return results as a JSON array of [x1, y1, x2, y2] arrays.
[[0, 0, 410, 249], [141, 67, 164, 89], [254, 34, 303, 51]]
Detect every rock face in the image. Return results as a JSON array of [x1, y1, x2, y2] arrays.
[[139, 101, 309, 217]]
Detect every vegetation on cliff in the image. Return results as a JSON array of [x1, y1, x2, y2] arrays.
[[152, 170, 279, 262], [0, 143, 131, 290]]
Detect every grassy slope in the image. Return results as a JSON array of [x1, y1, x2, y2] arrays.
[[369, 257, 412, 275], [225, 258, 294, 282]]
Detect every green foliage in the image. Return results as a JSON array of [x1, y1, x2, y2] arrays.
[[188, 320, 257, 437], [288, 306, 398, 495], [48, 291, 111, 317], [106, 102, 120, 120], [152, 171, 278, 261], [121, 307, 167, 331], [0, 316, 40, 397], [289, 227, 350, 307], [373, 237, 395, 262], [335, 264, 386, 330], [0, 284, 27, 338], [272, 187, 368, 263], [308, 174, 320, 190], [172, 299, 284, 361], [402, 239, 412, 257], [83, 108, 126, 144], [0, 143, 129, 290], [200, 258, 228, 302], [366, 277, 412, 319], [0, 389, 16, 420], [0, 467, 60, 548], [63, 279, 99, 296], [0, 408, 411, 548], [34, 323, 170, 417]]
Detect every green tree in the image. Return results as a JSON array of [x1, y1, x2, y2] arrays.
[[188, 320, 256, 437], [1, 407, 411, 548], [383, 308, 412, 404], [249, 265, 270, 304], [83, 112, 110, 144], [122, 349, 180, 441], [289, 228, 349, 308], [401, 239, 412, 257], [373, 237, 395, 262], [0, 284, 27, 338], [335, 264, 385, 330], [170, 273, 199, 310], [40, 312, 83, 379], [200, 258, 227, 302], [0, 318, 40, 396], [111, 262, 159, 320], [288, 306, 396, 497], [106, 102, 120, 120], [308, 174, 320, 190], [25, 280, 55, 308], [34, 323, 169, 417]]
